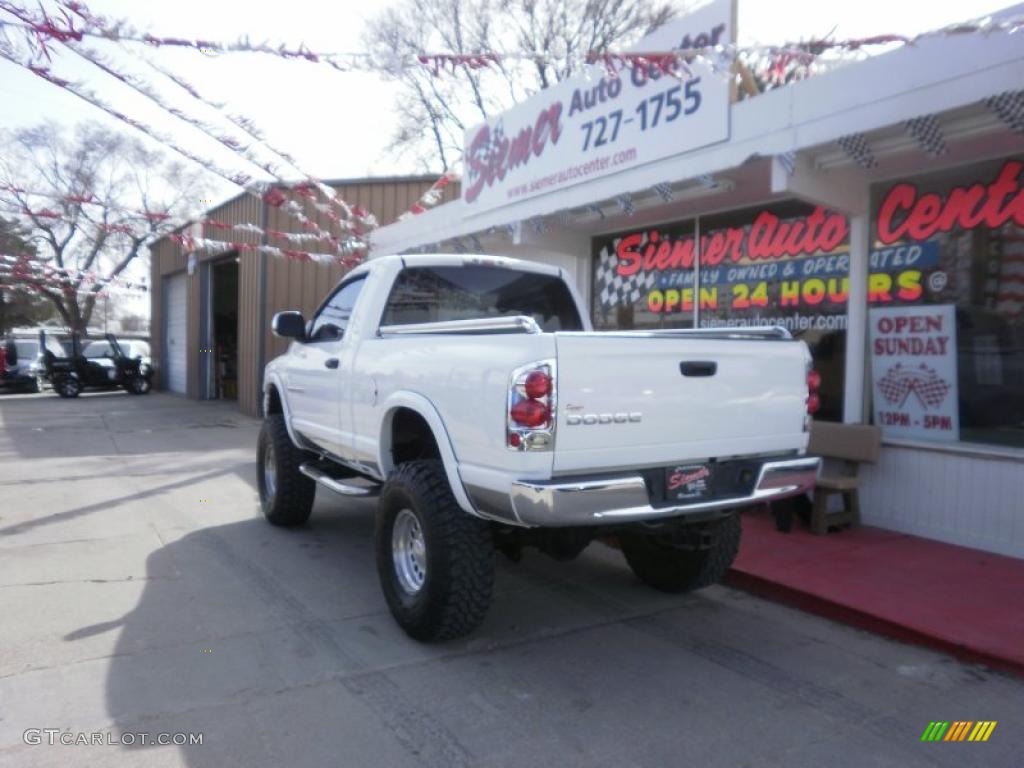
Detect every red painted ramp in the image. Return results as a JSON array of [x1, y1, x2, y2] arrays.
[[726, 508, 1024, 675]]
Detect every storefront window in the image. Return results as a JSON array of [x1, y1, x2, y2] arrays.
[[868, 157, 1024, 450], [591, 202, 852, 420], [592, 219, 697, 331], [697, 202, 851, 421], [592, 158, 1024, 445]]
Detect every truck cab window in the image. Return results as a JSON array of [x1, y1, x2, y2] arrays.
[[381, 266, 583, 332], [309, 277, 366, 342]]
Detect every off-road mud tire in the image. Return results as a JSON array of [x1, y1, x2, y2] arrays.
[[257, 414, 315, 527], [376, 460, 494, 642]]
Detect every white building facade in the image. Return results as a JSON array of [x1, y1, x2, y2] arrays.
[[372, 2, 1024, 557]]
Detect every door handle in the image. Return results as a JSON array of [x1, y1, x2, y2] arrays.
[[680, 361, 717, 377], [325, 358, 339, 369]]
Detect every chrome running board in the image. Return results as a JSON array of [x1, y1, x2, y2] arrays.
[[299, 463, 380, 498]]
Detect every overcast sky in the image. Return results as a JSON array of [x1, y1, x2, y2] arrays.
[[0, 0, 1015, 314]]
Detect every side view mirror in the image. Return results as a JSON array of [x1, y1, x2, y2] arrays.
[[272, 311, 306, 341]]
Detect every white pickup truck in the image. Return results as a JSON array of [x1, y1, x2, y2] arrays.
[[260, 254, 819, 641]]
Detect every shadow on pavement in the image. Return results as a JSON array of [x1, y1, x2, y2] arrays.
[[80, 505, 686, 768], [90, 510, 418, 766]]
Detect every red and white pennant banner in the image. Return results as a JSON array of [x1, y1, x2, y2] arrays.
[[0, 252, 149, 294], [2, 1, 1021, 79], [168, 233, 361, 266], [57, 0, 372, 233], [398, 167, 460, 221], [0, 2, 376, 261], [0, 186, 370, 263]]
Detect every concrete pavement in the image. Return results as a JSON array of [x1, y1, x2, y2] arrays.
[[0, 390, 1021, 767]]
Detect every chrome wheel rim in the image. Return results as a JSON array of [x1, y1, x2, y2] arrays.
[[392, 508, 427, 595], [262, 443, 277, 500], [63, 378, 78, 396]]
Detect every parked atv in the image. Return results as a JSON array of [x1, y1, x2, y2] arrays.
[[44, 333, 153, 398]]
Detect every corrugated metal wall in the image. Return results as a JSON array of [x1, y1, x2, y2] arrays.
[[150, 176, 457, 417]]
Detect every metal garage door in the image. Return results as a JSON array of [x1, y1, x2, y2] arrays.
[[164, 274, 188, 394]]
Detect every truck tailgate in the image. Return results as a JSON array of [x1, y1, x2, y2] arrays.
[[552, 332, 810, 474]]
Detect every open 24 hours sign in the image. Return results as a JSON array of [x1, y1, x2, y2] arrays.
[[461, 0, 732, 214]]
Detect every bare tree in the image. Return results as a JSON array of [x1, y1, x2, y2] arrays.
[[0, 122, 207, 333], [365, 0, 676, 169], [0, 217, 56, 333]]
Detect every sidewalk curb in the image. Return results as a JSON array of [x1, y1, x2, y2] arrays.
[[724, 568, 1024, 679]]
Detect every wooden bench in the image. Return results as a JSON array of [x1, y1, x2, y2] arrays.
[[807, 421, 882, 535]]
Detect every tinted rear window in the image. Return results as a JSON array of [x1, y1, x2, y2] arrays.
[[381, 266, 583, 332]]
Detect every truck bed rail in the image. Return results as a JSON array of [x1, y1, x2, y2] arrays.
[[558, 326, 793, 341], [378, 316, 542, 336]]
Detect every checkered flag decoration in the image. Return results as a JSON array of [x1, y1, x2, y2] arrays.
[[986, 90, 1024, 136], [594, 235, 658, 311], [696, 174, 716, 188], [836, 133, 877, 169], [468, 234, 484, 252], [876, 363, 951, 409], [450, 237, 467, 254], [905, 114, 947, 157], [530, 216, 547, 234], [587, 203, 606, 220], [616, 193, 636, 216], [652, 182, 674, 202], [777, 150, 797, 177]]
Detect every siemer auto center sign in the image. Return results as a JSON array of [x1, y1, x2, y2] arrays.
[[462, 0, 733, 213]]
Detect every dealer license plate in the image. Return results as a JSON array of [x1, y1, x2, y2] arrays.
[[665, 463, 714, 502]]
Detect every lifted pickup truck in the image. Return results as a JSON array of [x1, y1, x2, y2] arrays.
[[260, 254, 819, 641]]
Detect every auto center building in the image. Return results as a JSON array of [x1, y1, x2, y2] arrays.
[[371, 1, 1024, 557]]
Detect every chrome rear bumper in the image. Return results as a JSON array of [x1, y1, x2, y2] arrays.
[[509, 457, 819, 527]]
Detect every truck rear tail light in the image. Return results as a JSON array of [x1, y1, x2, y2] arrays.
[[511, 398, 549, 427], [524, 370, 552, 399], [806, 367, 821, 416], [508, 360, 556, 451]]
